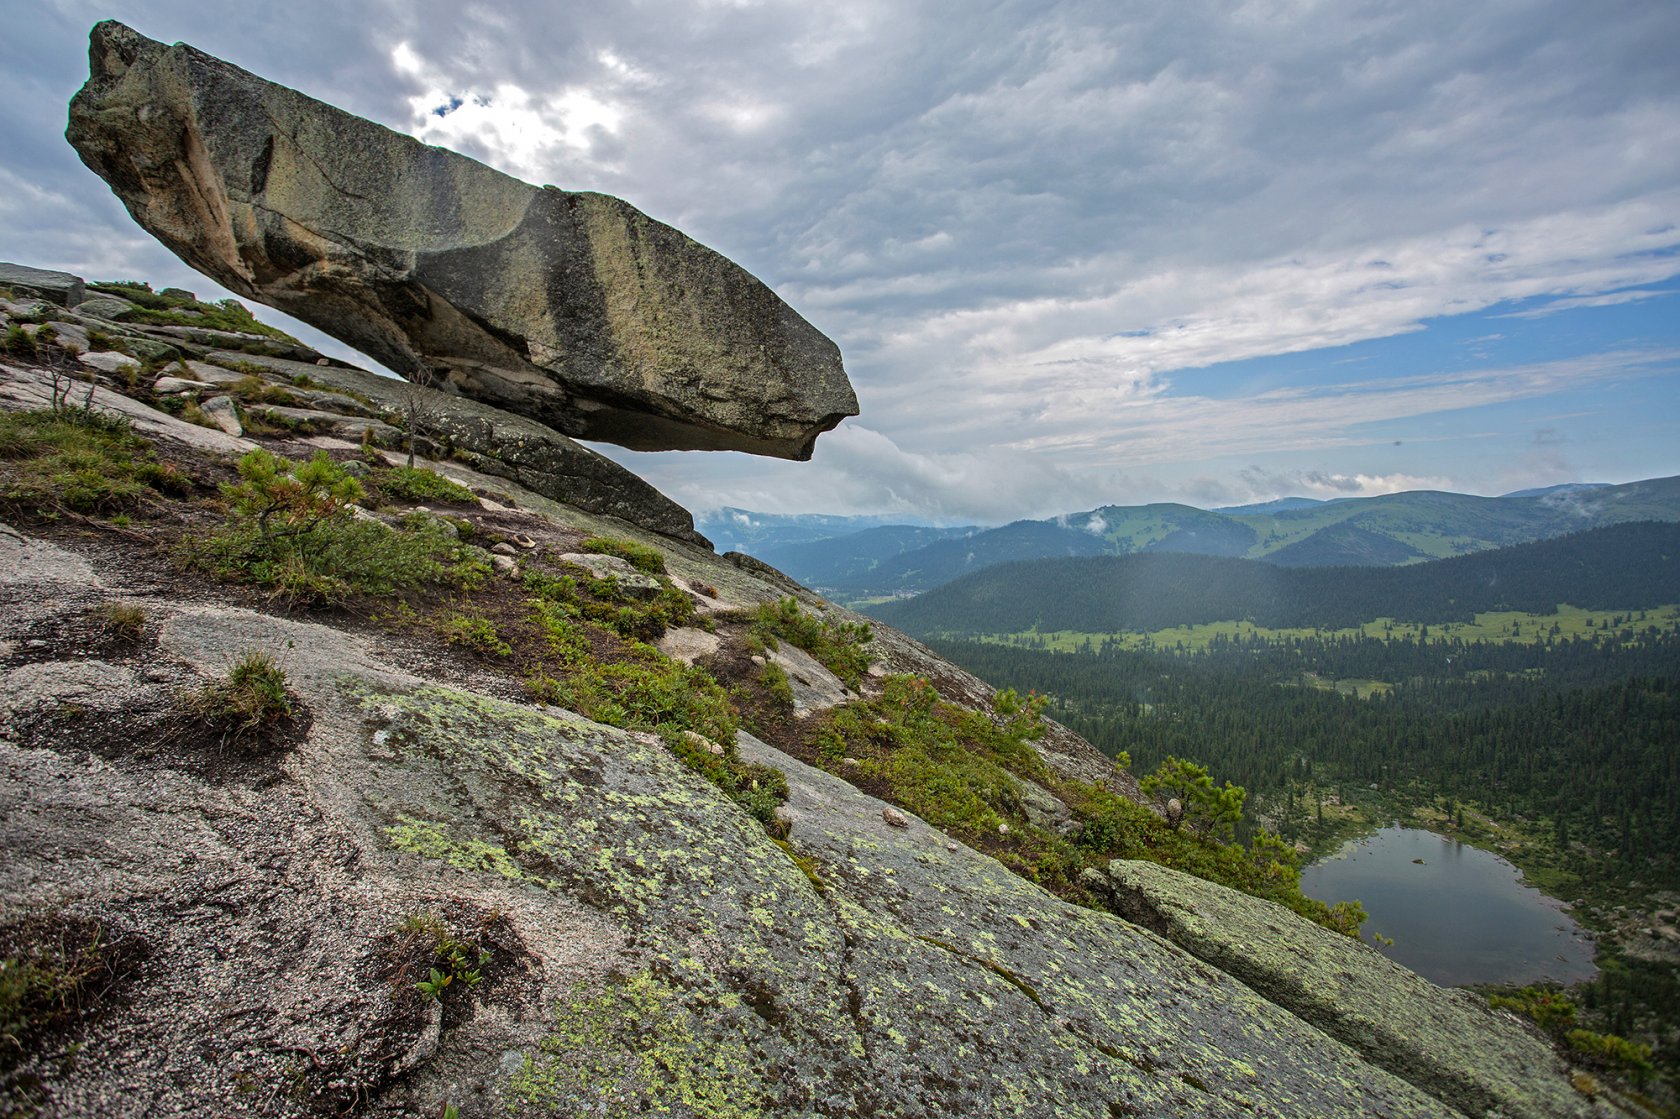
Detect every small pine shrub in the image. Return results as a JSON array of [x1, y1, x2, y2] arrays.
[[761, 662, 795, 710], [189, 448, 486, 605]]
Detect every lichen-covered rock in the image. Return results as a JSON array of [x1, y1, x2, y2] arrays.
[[67, 21, 858, 460], [555, 552, 663, 597], [1085, 859, 1619, 1119]]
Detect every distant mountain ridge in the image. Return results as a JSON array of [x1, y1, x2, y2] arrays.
[[720, 475, 1680, 600], [866, 520, 1680, 637]]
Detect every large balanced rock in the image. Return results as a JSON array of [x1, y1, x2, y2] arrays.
[[66, 21, 857, 459]]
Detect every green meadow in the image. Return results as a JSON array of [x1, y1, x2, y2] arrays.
[[980, 602, 1680, 655]]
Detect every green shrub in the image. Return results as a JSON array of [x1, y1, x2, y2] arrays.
[[522, 595, 786, 829], [376, 465, 475, 504], [1568, 1029, 1654, 1079], [393, 915, 491, 1004], [752, 597, 873, 689], [1141, 756, 1247, 842], [809, 675, 1363, 935], [441, 612, 513, 657], [815, 675, 1050, 842], [578, 535, 666, 575], [189, 448, 487, 605], [528, 563, 698, 642], [1, 324, 36, 358], [761, 662, 795, 710], [527, 635, 737, 747], [1488, 986, 1579, 1033]]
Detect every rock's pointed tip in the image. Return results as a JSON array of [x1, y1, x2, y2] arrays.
[[86, 20, 146, 80]]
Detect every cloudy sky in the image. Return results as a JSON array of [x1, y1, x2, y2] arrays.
[[4, 1, 1677, 522]]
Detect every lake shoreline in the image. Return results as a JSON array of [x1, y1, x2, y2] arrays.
[[1301, 824, 1597, 988]]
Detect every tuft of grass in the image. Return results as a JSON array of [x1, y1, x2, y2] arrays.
[[93, 602, 146, 644], [1, 913, 124, 1104], [375, 465, 475, 505], [578, 535, 666, 575], [751, 597, 873, 689], [196, 651, 293, 743], [441, 612, 513, 657], [1, 324, 36, 359], [223, 374, 301, 407]]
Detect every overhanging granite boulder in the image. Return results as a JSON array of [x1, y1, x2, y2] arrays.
[[66, 21, 857, 459]]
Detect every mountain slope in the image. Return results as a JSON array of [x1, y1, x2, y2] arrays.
[[782, 476, 1680, 601], [752, 523, 979, 588], [843, 518, 1114, 594], [867, 520, 1680, 636]]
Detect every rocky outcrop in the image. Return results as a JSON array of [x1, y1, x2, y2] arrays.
[[0, 353, 1632, 1114], [1087, 859, 1612, 1119], [0, 273, 707, 544], [0, 263, 84, 308], [0, 556, 1541, 1117], [66, 21, 858, 460], [202, 352, 710, 544]]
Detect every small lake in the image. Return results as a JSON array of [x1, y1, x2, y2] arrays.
[[1300, 826, 1596, 987]]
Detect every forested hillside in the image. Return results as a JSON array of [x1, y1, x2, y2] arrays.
[[919, 573, 1680, 1098], [869, 521, 1680, 636], [742, 476, 1680, 600]]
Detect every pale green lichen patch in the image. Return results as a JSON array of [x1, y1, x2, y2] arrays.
[[510, 971, 773, 1119], [383, 815, 541, 884]]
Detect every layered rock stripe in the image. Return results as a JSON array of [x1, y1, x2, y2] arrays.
[[67, 21, 857, 459]]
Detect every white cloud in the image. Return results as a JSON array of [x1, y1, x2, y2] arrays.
[[1496, 287, 1677, 319], [390, 41, 626, 181]]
